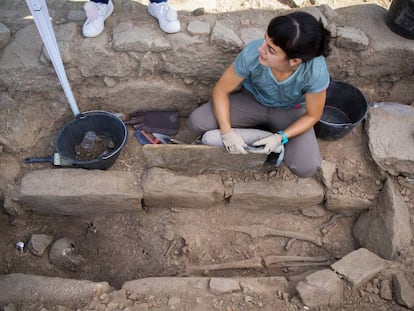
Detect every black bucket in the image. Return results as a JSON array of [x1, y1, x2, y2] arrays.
[[55, 111, 128, 170], [386, 0, 414, 39], [314, 80, 368, 140]]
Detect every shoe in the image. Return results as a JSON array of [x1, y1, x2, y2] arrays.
[[82, 0, 114, 38], [148, 2, 180, 34]]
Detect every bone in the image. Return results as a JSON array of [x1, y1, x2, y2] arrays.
[[228, 225, 322, 247], [188, 256, 263, 275], [263, 255, 329, 268]]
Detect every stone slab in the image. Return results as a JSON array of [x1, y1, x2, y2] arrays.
[[143, 144, 267, 172], [366, 102, 414, 178], [296, 269, 344, 307], [0, 273, 112, 308], [142, 167, 225, 209], [353, 179, 413, 260], [230, 177, 324, 211], [331, 248, 389, 288], [19, 169, 142, 216]]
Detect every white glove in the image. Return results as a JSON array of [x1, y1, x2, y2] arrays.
[[221, 129, 248, 154], [250, 134, 283, 154]]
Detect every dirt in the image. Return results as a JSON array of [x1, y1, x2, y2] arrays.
[[75, 134, 116, 161], [2, 0, 414, 310]]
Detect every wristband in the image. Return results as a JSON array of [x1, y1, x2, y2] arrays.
[[277, 130, 288, 145]]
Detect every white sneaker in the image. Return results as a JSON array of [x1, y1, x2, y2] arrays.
[[82, 0, 114, 38], [148, 2, 180, 34]]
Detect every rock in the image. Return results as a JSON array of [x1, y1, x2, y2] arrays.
[[380, 279, 392, 301], [331, 248, 389, 288], [113, 23, 170, 53], [231, 177, 324, 211], [3, 194, 24, 217], [143, 144, 266, 172], [0, 273, 112, 308], [336, 26, 369, 50], [28, 234, 54, 257], [78, 32, 138, 78], [209, 278, 241, 295], [393, 273, 414, 309], [19, 169, 142, 216], [296, 269, 344, 307], [0, 23, 11, 49], [301, 205, 328, 218], [49, 238, 87, 271], [316, 159, 336, 189], [325, 191, 373, 215], [366, 102, 414, 178], [353, 179, 413, 260], [187, 21, 211, 35], [211, 21, 243, 50], [142, 167, 225, 209]]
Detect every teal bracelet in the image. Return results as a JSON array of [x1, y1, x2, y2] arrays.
[[277, 130, 289, 145]]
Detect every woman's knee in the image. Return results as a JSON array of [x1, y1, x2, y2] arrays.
[[286, 161, 320, 178], [188, 102, 217, 135]]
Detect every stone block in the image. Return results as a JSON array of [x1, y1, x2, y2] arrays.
[[143, 144, 266, 172], [393, 272, 414, 309], [296, 269, 344, 307], [366, 102, 414, 178], [19, 169, 142, 216], [142, 167, 224, 209], [331, 248, 389, 288], [353, 179, 412, 260], [230, 177, 324, 211], [209, 278, 241, 295], [0, 273, 113, 308]]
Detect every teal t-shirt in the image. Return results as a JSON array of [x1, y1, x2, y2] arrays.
[[233, 38, 330, 108]]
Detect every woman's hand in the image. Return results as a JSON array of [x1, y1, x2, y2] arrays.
[[221, 129, 248, 154], [249, 134, 283, 154]]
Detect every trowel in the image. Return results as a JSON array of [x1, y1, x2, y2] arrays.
[[152, 133, 186, 144]]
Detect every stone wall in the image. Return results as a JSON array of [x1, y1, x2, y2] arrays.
[[0, 2, 413, 131]]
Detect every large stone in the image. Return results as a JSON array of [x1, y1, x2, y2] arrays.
[[331, 248, 389, 288], [78, 32, 138, 78], [0, 273, 113, 308], [209, 278, 241, 295], [211, 21, 243, 51], [336, 26, 369, 51], [143, 144, 266, 172], [393, 272, 414, 309], [296, 269, 344, 307], [353, 179, 413, 260], [325, 192, 373, 214], [19, 169, 142, 215], [142, 167, 225, 209], [0, 24, 58, 91], [230, 177, 325, 211], [77, 77, 198, 116], [113, 23, 170, 52], [366, 102, 414, 178]]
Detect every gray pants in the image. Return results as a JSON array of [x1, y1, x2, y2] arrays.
[[188, 90, 322, 177]]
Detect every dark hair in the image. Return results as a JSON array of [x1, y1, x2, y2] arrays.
[[267, 11, 331, 61]]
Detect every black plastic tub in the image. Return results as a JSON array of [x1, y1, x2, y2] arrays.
[[55, 111, 128, 169], [386, 0, 414, 39], [314, 80, 368, 140]]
